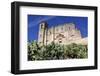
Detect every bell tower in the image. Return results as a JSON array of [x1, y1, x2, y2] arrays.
[[38, 21, 48, 45]]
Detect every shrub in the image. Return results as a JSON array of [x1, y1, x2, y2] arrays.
[[28, 41, 88, 61]]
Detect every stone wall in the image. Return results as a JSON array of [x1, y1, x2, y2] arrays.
[[38, 22, 87, 45]]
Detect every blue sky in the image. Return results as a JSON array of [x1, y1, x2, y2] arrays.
[[28, 15, 88, 42]]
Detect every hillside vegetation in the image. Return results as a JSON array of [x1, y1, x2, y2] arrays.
[[28, 41, 88, 61]]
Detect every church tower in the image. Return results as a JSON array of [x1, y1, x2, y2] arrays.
[[38, 21, 48, 45]]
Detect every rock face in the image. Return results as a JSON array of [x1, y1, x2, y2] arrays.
[[38, 21, 87, 45]]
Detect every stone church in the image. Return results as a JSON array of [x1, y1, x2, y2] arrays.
[[38, 21, 87, 45]]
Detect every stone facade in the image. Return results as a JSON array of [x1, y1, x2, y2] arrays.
[[38, 21, 87, 45]]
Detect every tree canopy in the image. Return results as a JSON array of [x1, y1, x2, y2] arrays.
[[28, 41, 88, 61]]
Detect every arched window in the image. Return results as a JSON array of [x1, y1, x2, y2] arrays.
[[56, 28, 58, 31], [49, 31, 51, 35], [40, 34, 42, 38], [69, 27, 70, 30], [59, 40, 62, 43], [61, 27, 63, 31]]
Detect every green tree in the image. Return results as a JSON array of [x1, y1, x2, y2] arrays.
[[28, 41, 88, 61]]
